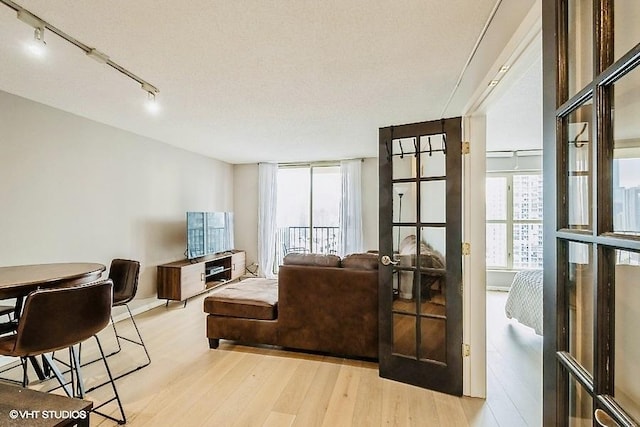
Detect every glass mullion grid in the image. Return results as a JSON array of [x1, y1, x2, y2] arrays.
[[555, 0, 640, 424]]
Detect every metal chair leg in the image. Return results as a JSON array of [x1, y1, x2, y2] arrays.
[[114, 304, 151, 370], [90, 335, 127, 425], [85, 304, 150, 393]]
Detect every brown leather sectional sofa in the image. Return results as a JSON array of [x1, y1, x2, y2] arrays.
[[204, 252, 379, 359]]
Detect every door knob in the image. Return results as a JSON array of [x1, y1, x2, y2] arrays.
[[381, 255, 399, 266]]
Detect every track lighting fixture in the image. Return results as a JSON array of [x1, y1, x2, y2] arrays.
[[4, 0, 160, 112], [17, 9, 46, 56]]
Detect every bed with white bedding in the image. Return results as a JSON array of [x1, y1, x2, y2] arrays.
[[504, 269, 543, 335]]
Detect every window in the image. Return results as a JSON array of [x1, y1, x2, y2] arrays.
[[486, 172, 543, 269], [275, 164, 341, 270]]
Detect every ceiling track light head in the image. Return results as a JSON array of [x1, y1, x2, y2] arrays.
[[17, 9, 46, 44], [86, 48, 109, 64], [141, 82, 159, 99], [33, 26, 45, 44]]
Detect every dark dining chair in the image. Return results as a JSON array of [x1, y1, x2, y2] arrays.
[[0, 279, 126, 424], [82, 259, 150, 392], [109, 258, 150, 371]]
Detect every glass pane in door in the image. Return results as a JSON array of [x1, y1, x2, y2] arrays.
[[394, 182, 417, 223], [394, 225, 418, 305], [419, 134, 446, 178], [614, 0, 640, 61], [420, 180, 446, 224], [568, 242, 594, 375], [614, 249, 640, 421], [567, 101, 593, 231], [393, 313, 416, 357], [420, 317, 446, 363], [392, 138, 418, 180], [613, 66, 640, 235], [568, 374, 593, 427], [567, 0, 593, 98]]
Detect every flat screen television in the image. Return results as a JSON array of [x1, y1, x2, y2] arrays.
[[186, 212, 234, 259]]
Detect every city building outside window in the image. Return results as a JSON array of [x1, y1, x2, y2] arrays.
[[486, 172, 543, 270]]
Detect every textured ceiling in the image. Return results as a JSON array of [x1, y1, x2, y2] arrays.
[[0, 0, 535, 163]]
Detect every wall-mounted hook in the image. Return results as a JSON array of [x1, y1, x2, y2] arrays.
[[413, 137, 419, 158], [573, 122, 587, 148], [428, 136, 433, 156]]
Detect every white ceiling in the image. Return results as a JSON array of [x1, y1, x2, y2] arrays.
[[486, 50, 542, 152], [0, 0, 535, 164]]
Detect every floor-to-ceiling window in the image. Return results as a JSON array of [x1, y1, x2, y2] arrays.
[[486, 171, 544, 270], [543, 0, 640, 425], [274, 164, 341, 270]]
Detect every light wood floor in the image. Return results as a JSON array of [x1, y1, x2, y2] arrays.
[[1, 290, 541, 426]]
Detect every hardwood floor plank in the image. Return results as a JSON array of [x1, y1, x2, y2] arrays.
[[320, 362, 362, 427], [290, 359, 342, 427], [380, 377, 411, 426], [351, 362, 383, 426], [434, 392, 469, 427], [229, 357, 300, 427], [407, 387, 441, 426], [272, 357, 321, 415], [262, 411, 296, 427]]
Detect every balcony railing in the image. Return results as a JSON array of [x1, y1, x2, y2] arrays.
[[275, 226, 339, 268]]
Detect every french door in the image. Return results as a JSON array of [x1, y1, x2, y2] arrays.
[[543, 0, 640, 425], [378, 117, 463, 395]]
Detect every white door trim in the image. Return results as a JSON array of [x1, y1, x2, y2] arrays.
[[461, 0, 541, 398]]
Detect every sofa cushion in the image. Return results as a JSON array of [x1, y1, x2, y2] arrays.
[[283, 253, 341, 268], [341, 253, 379, 270], [204, 278, 278, 320]]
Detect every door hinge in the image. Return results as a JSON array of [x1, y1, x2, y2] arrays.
[[463, 344, 471, 358], [462, 242, 471, 256], [462, 141, 470, 155]]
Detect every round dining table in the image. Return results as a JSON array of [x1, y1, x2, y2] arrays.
[[0, 263, 106, 300]]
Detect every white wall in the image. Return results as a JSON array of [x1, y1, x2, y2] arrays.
[[233, 164, 259, 269], [0, 90, 233, 302], [232, 158, 379, 267]]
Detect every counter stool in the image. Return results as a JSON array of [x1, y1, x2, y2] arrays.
[[0, 279, 126, 424], [83, 259, 150, 393]]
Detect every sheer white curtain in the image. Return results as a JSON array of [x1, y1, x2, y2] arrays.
[[258, 163, 278, 278], [339, 159, 363, 256]]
